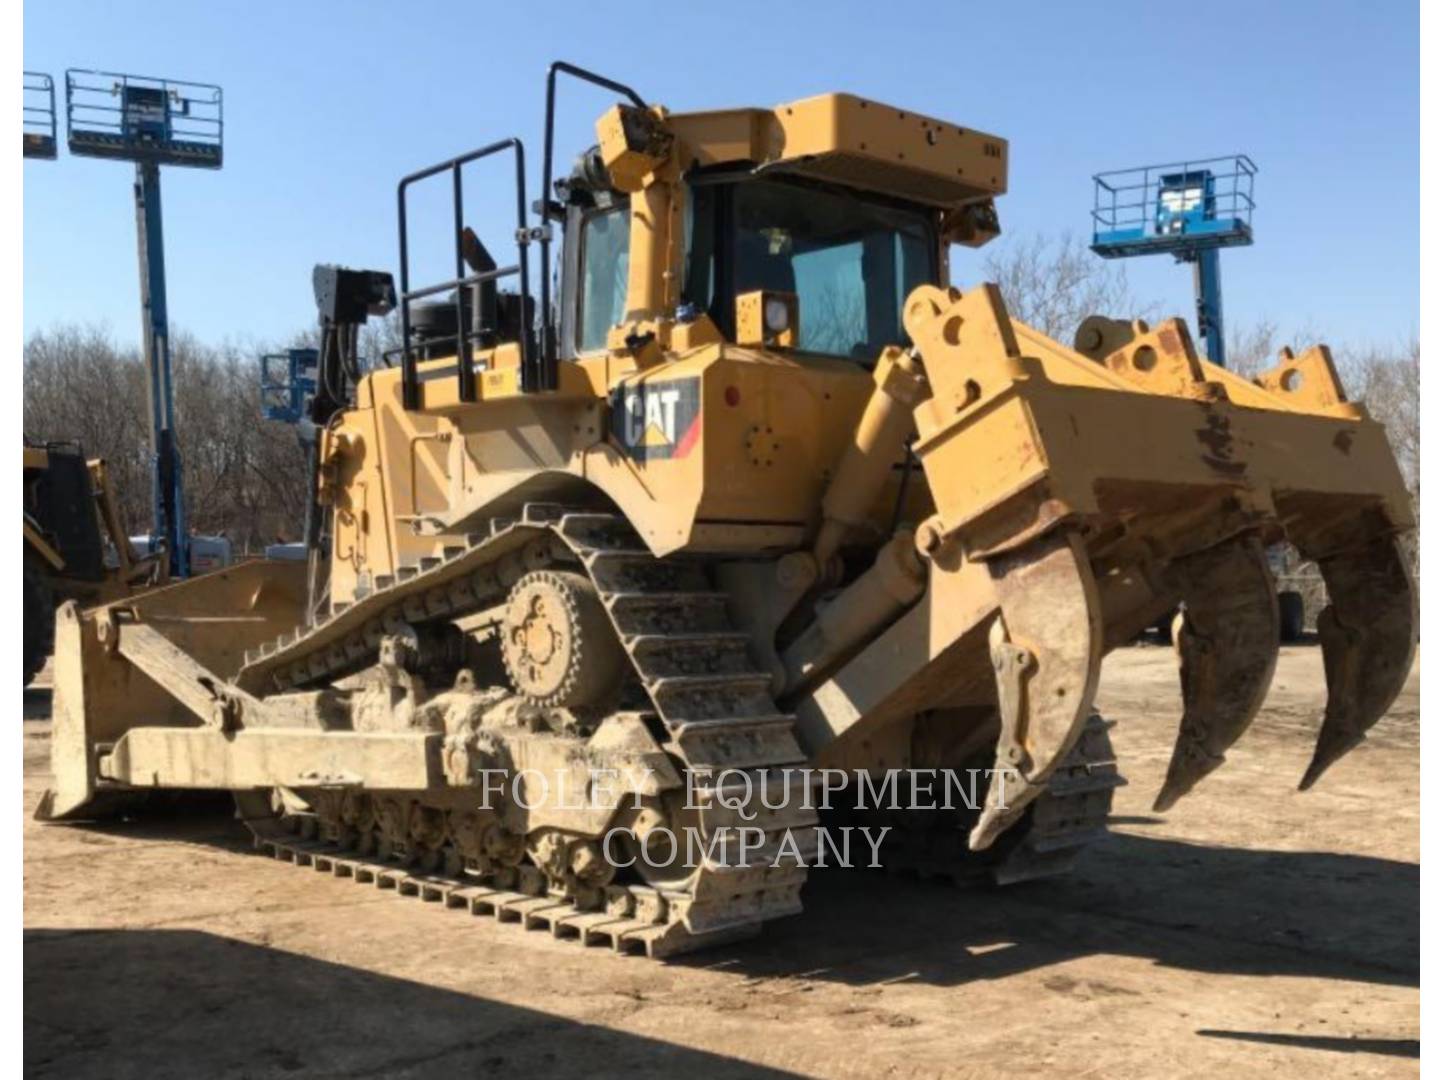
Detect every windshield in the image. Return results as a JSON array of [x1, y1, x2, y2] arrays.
[[684, 178, 937, 359]]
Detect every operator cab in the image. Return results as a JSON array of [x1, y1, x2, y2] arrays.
[[558, 160, 940, 363], [385, 67, 1007, 408]]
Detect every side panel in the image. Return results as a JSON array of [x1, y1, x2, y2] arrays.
[[698, 354, 873, 525], [326, 345, 882, 596]]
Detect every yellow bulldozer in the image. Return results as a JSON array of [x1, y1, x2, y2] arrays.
[[39, 64, 1416, 958], [23, 440, 163, 686]]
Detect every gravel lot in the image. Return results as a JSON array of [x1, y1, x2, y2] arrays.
[[23, 644, 1419, 1078]]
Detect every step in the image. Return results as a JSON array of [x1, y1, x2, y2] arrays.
[[607, 591, 732, 635], [521, 503, 569, 524], [558, 513, 645, 552], [649, 673, 777, 723], [627, 632, 756, 679], [586, 550, 710, 594]]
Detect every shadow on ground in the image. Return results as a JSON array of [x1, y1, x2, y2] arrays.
[[1195, 1030, 1418, 1058], [45, 800, 1418, 995], [25, 927, 798, 1079], [24, 688, 51, 721], [695, 833, 1417, 989]]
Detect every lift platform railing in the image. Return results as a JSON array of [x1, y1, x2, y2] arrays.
[[64, 69, 223, 167], [23, 72, 57, 160], [1091, 154, 1256, 258], [391, 139, 537, 410]]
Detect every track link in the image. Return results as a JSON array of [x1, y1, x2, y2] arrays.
[[862, 713, 1124, 886], [237, 506, 816, 957], [242, 811, 758, 958]]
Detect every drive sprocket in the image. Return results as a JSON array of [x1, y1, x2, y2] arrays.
[[500, 569, 624, 708]]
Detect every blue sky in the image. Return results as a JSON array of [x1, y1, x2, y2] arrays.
[[23, 0, 1418, 353]]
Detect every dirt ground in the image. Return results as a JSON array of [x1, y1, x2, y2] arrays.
[[23, 644, 1419, 1079]]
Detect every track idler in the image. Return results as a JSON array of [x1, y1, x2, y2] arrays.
[[1298, 535, 1416, 790], [1152, 533, 1279, 812], [971, 529, 1103, 851]]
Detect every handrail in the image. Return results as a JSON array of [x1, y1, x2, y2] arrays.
[[537, 62, 647, 391], [395, 138, 532, 409]]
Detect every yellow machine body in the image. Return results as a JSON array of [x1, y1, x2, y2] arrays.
[[23, 445, 166, 685], [41, 84, 1416, 958]]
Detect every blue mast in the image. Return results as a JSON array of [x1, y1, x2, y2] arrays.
[[1192, 247, 1225, 366], [65, 70, 223, 577], [133, 159, 186, 574]]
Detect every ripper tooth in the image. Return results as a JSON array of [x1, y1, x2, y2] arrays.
[[1298, 535, 1416, 791], [969, 530, 1103, 852], [1152, 534, 1279, 813]]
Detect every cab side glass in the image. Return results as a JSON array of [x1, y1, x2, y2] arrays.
[[579, 207, 630, 353]]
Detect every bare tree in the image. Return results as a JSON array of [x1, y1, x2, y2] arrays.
[[1223, 318, 1327, 378], [360, 311, 406, 370], [23, 324, 153, 534], [806, 281, 869, 358], [979, 231, 1149, 342], [1341, 339, 1420, 576], [24, 324, 311, 555], [1222, 318, 1279, 378], [1339, 340, 1419, 485]]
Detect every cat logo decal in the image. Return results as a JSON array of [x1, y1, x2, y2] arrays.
[[609, 376, 702, 462]]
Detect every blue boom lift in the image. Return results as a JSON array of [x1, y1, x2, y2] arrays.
[[261, 350, 320, 426], [64, 69, 223, 578], [1090, 155, 1255, 367]]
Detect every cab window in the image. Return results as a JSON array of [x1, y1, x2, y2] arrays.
[[578, 206, 630, 352], [682, 178, 936, 361]]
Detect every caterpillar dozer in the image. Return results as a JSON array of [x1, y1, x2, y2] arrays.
[[24, 440, 164, 686], [39, 64, 1416, 958]]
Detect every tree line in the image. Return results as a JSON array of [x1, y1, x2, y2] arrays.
[[23, 325, 312, 554]]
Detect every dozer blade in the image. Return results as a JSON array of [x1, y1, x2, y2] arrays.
[[40, 560, 308, 822], [971, 529, 1103, 851], [1152, 533, 1279, 812], [1297, 534, 1416, 791]]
